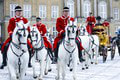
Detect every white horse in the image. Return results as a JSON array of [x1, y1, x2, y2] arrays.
[[30, 26, 51, 80], [56, 19, 78, 80], [78, 24, 99, 69], [0, 51, 2, 66], [7, 21, 30, 80]]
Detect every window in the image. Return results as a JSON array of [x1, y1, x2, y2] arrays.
[[83, 1, 91, 18], [113, 8, 119, 20], [67, 0, 74, 17], [23, 5, 31, 18], [51, 6, 59, 18], [10, 4, 18, 17], [39, 5, 46, 18], [98, 1, 107, 19]]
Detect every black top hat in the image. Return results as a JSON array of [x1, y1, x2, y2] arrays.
[[96, 16, 101, 21], [63, 7, 69, 11], [36, 17, 41, 22], [15, 6, 22, 11]]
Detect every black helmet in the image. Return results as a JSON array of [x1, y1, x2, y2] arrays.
[[36, 17, 41, 22], [63, 7, 69, 11], [15, 6, 22, 11]]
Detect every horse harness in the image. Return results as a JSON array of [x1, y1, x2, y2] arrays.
[[63, 39, 76, 67], [10, 41, 27, 73]]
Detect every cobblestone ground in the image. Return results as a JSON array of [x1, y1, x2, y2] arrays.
[[0, 49, 120, 80]]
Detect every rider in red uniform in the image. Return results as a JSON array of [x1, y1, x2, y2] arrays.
[[33, 17, 54, 61], [53, 7, 84, 63], [0, 6, 33, 69], [86, 12, 96, 34], [102, 20, 109, 27]]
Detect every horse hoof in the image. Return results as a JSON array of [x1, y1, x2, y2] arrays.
[[86, 67, 89, 69], [82, 68, 85, 70], [55, 76, 59, 80], [45, 72, 48, 75], [70, 69, 73, 71], [48, 69, 52, 72], [16, 76, 19, 79], [95, 62, 98, 65], [38, 78, 43, 80], [91, 62, 94, 64], [33, 76, 37, 79]]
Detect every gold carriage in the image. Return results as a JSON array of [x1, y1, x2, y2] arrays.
[[92, 25, 110, 62]]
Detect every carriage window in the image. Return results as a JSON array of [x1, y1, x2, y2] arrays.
[[83, 0, 91, 18], [23, 4, 31, 18], [113, 8, 119, 20], [39, 5, 46, 18], [51, 6, 59, 19], [98, 1, 107, 19], [67, 0, 74, 17], [10, 4, 18, 17]]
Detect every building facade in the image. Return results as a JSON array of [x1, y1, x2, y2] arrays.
[[1, 0, 120, 42]]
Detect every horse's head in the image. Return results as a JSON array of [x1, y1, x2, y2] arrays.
[[65, 19, 77, 41], [79, 24, 88, 35], [13, 20, 30, 44], [30, 26, 41, 47]]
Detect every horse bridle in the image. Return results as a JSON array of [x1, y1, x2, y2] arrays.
[[10, 25, 28, 73], [16, 25, 28, 45], [30, 29, 44, 60]]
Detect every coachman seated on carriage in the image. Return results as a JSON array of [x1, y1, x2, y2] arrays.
[[86, 12, 96, 34], [0, 6, 33, 69]]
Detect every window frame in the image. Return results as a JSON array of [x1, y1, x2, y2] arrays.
[[98, 1, 107, 19], [23, 4, 31, 18], [39, 5, 47, 18], [67, 0, 74, 17], [51, 5, 59, 19], [10, 4, 18, 17]]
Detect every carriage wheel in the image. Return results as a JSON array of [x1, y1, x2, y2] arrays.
[[103, 47, 108, 63], [111, 42, 116, 60]]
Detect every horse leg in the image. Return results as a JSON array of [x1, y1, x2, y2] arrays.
[[61, 60, 66, 80], [81, 51, 85, 70], [95, 47, 99, 65], [8, 64, 17, 80], [56, 60, 60, 80], [19, 55, 29, 80], [32, 56, 37, 78], [45, 56, 50, 75], [85, 53, 89, 69], [90, 49, 94, 64], [39, 60, 45, 80]]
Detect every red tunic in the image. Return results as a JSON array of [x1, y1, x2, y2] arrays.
[[53, 16, 83, 51], [1, 16, 32, 53], [102, 21, 109, 27], [86, 16, 96, 34], [33, 23, 52, 49]]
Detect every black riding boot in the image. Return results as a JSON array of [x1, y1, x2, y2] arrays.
[[53, 40, 62, 64], [53, 47, 58, 64], [0, 44, 9, 69], [47, 48, 56, 63], [28, 48, 32, 68], [75, 39, 85, 62]]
